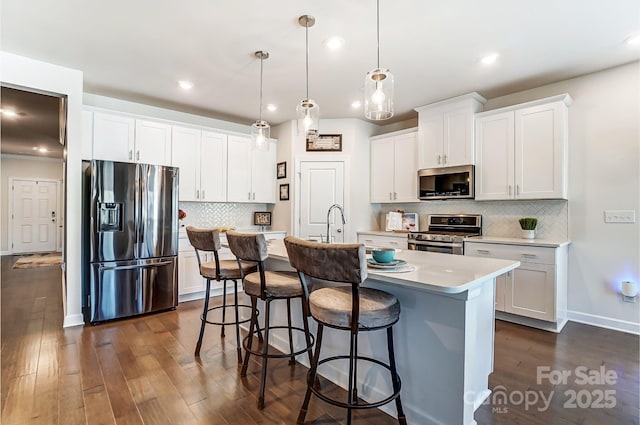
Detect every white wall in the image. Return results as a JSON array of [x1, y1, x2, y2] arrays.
[[0, 155, 64, 253], [1, 52, 84, 327], [272, 118, 378, 242], [483, 62, 640, 332]]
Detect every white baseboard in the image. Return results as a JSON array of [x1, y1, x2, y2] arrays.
[[0, 251, 10, 256], [63, 313, 85, 328], [567, 310, 640, 335]]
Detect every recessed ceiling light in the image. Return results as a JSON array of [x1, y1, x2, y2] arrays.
[[1, 109, 18, 117], [178, 80, 193, 90], [351, 101, 362, 109], [625, 34, 640, 46], [38, 147, 49, 153], [266, 104, 277, 112], [481, 53, 499, 65], [324, 37, 344, 50], [32, 147, 38, 151]]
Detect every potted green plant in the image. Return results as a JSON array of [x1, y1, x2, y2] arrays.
[[519, 217, 537, 239]]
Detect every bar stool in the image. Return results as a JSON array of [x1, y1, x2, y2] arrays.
[[226, 230, 315, 410], [186, 226, 259, 362], [284, 236, 407, 425]]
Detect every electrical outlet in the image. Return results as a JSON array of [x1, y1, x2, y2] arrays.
[[604, 210, 636, 223]]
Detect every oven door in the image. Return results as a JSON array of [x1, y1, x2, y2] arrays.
[[408, 241, 463, 255]]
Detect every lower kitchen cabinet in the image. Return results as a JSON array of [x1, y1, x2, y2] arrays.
[[465, 240, 568, 332], [357, 232, 408, 250]]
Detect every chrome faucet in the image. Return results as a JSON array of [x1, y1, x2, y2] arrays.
[[326, 204, 346, 243]]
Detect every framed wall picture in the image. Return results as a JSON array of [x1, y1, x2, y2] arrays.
[[277, 161, 286, 179], [253, 211, 272, 226], [306, 134, 342, 152], [279, 184, 290, 201]]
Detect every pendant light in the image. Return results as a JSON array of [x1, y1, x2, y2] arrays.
[[251, 50, 270, 151], [364, 0, 394, 120], [296, 15, 319, 138]]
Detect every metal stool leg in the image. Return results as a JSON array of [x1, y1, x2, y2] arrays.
[[241, 296, 259, 377], [287, 298, 295, 365], [257, 299, 271, 410], [221, 278, 227, 337], [297, 323, 324, 425], [195, 278, 212, 356], [233, 279, 242, 364], [387, 327, 407, 425], [347, 331, 357, 425]]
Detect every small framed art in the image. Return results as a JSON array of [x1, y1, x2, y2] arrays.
[[277, 161, 286, 179], [253, 211, 272, 226], [306, 134, 342, 152], [279, 184, 290, 201]]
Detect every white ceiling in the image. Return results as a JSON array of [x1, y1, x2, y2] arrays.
[[1, 0, 639, 129]]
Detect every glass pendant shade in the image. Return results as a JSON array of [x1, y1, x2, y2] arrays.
[[296, 98, 319, 137], [251, 120, 270, 151], [364, 67, 394, 120]]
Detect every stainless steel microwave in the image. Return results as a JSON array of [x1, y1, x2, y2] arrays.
[[418, 165, 474, 200]]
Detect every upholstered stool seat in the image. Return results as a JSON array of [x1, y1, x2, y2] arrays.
[[226, 230, 314, 410], [243, 271, 303, 298], [186, 226, 261, 362], [284, 236, 407, 425], [309, 286, 400, 329]]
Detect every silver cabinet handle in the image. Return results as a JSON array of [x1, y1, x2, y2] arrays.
[[389, 241, 398, 245], [443, 154, 447, 164], [437, 155, 441, 165], [477, 249, 490, 254], [129, 150, 133, 160], [136, 150, 140, 161], [521, 253, 537, 259], [516, 185, 520, 195], [394, 192, 397, 200], [389, 192, 392, 200], [364, 239, 373, 243], [508, 185, 512, 196], [252, 192, 255, 200], [196, 189, 199, 199], [202, 190, 205, 199], [248, 192, 251, 200]]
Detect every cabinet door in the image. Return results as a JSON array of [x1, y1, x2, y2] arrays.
[[82, 110, 93, 160], [443, 107, 474, 167], [370, 137, 395, 202], [200, 131, 228, 202], [515, 102, 567, 199], [393, 132, 419, 202], [495, 271, 509, 312], [227, 135, 253, 202], [475, 111, 515, 200], [92, 112, 135, 162], [178, 250, 205, 295], [418, 113, 443, 169], [506, 263, 556, 321], [171, 126, 201, 202], [251, 140, 276, 203], [135, 120, 172, 166]]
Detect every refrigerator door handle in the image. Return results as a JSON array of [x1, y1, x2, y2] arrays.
[[98, 260, 173, 271]]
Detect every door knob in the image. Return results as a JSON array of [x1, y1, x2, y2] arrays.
[[337, 228, 342, 233]]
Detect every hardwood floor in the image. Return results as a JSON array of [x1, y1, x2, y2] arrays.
[[1, 255, 638, 424]]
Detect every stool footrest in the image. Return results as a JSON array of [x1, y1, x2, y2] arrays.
[[309, 354, 402, 410], [243, 325, 314, 359], [201, 304, 255, 327]]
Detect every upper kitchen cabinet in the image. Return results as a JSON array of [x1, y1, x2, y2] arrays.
[[415, 93, 486, 169], [92, 111, 172, 165], [475, 94, 571, 200], [227, 135, 276, 203], [370, 130, 419, 203], [171, 126, 227, 202]]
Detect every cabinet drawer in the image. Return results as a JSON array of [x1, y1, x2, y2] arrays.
[[465, 242, 555, 265], [358, 234, 408, 250]]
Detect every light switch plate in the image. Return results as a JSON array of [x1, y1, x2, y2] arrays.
[[604, 210, 636, 223]]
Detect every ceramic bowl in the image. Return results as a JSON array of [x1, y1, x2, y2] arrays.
[[371, 248, 396, 263]]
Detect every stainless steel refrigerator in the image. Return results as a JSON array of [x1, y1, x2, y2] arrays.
[[83, 160, 179, 324]]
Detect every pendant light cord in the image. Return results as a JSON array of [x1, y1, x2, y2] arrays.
[[305, 19, 309, 100], [259, 54, 264, 122], [376, 0, 380, 69]]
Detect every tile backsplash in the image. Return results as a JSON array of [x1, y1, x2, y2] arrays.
[[178, 202, 269, 230], [374, 199, 568, 239]]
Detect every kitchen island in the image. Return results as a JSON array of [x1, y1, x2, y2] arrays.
[[259, 239, 519, 425]]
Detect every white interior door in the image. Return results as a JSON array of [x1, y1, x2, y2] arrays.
[[11, 179, 58, 254], [299, 161, 345, 243]]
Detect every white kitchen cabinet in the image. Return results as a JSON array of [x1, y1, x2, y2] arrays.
[[357, 232, 408, 250], [172, 126, 227, 202], [370, 130, 419, 203], [465, 240, 568, 331], [92, 111, 135, 162], [134, 119, 172, 166], [81, 110, 94, 160], [415, 93, 486, 169], [227, 135, 276, 203], [92, 111, 172, 165], [475, 94, 571, 200]]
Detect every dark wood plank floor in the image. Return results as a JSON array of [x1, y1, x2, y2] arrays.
[[1, 255, 638, 424]]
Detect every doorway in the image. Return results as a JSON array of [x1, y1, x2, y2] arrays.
[[296, 160, 347, 243]]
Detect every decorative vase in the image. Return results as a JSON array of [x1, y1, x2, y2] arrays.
[[521, 229, 535, 239]]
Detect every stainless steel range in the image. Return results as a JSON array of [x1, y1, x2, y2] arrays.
[[407, 214, 482, 255]]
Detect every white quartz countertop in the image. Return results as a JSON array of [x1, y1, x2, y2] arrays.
[[179, 227, 286, 238], [267, 239, 519, 295], [465, 235, 571, 248], [357, 230, 411, 237]]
